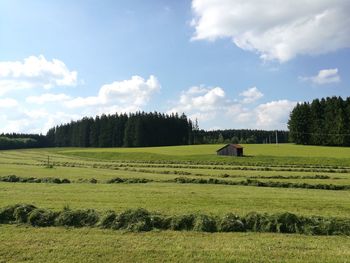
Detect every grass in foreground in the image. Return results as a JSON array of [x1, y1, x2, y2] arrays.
[[0, 225, 349, 263]]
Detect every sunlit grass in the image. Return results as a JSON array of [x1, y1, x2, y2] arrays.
[[1, 144, 350, 262], [1, 226, 349, 263]]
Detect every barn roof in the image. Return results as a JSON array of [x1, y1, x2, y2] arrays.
[[216, 144, 243, 152]]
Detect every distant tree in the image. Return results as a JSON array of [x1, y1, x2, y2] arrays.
[[217, 133, 224, 143], [309, 99, 324, 145], [288, 102, 311, 144], [231, 136, 239, 144], [93, 116, 103, 147], [288, 96, 350, 146]]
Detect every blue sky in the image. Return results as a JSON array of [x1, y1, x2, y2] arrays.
[[1, 0, 350, 133]]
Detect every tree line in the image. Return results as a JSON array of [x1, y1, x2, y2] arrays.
[[288, 96, 350, 146], [193, 129, 289, 144], [0, 111, 292, 150], [47, 112, 192, 147], [0, 134, 49, 150]]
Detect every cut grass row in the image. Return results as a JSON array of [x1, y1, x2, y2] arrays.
[[1, 182, 349, 217], [2, 157, 350, 184], [3, 175, 350, 192], [2, 204, 350, 236], [3, 156, 350, 174]]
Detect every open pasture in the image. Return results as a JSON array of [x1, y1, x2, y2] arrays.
[[1, 144, 350, 262]]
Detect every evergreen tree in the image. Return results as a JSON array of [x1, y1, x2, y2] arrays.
[[309, 99, 324, 145], [288, 96, 350, 146], [89, 116, 100, 147], [288, 103, 311, 144]]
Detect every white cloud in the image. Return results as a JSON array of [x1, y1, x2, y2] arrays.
[[65, 75, 160, 112], [191, 0, 350, 62], [239, 87, 263, 104], [169, 85, 295, 130], [300, 68, 340, 85], [0, 75, 160, 134], [227, 104, 254, 123], [0, 98, 18, 108], [255, 100, 297, 129], [167, 86, 227, 121], [39, 112, 82, 133], [0, 108, 81, 134], [225, 100, 296, 130], [0, 55, 77, 95], [26, 93, 71, 104]]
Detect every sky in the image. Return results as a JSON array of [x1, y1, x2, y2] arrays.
[[0, 0, 350, 134]]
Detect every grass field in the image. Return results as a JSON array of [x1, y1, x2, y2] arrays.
[[1, 226, 350, 263], [1, 144, 350, 262]]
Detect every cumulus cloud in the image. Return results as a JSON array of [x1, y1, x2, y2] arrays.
[[225, 100, 296, 130], [167, 86, 227, 121], [26, 93, 71, 104], [239, 87, 263, 104], [169, 85, 295, 130], [300, 68, 340, 85], [65, 75, 160, 113], [0, 108, 81, 134], [0, 75, 160, 134], [0, 55, 77, 95], [191, 0, 350, 62], [227, 104, 254, 123], [255, 100, 297, 129]]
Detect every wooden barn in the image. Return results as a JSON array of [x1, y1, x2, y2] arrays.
[[216, 144, 243, 157]]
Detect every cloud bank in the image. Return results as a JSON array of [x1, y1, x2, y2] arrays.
[[168, 85, 295, 130]]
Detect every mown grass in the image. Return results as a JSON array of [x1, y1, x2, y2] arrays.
[[58, 144, 350, 166], [58, 144, 350, 158], [0, 164, 181, 181], [2, 204, 350, 235], [2, 146, 350, 185], [0, 226, 349, 263], [1, 182, 349, 217], [1, 144, 350, 262]]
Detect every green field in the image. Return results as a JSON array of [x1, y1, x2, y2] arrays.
[[1, 226, 349, 263], [1, 144, 350, 262]]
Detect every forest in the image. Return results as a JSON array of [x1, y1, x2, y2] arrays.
[[0, 134, 49, 150], [288, 96, 350, 146], [194, 129, 289, 144], [46, 112, 192, 148], [1, 112, 290, 150]]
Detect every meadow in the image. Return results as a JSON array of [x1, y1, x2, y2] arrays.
[[1, 144, 350, 262]]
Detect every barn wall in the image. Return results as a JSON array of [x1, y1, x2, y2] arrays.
[[217, 145, 243, 156]]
